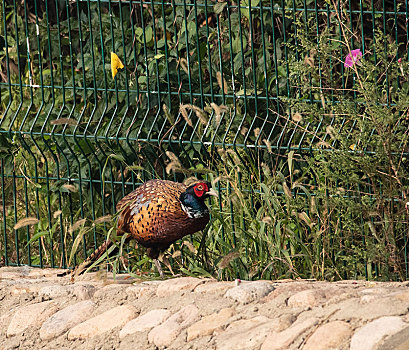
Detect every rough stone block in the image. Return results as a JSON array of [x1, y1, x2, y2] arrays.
[[7, 301, 58, 337], [156, 277, 207, 297], [148, 304, 199, 347], [261, 317, 319, 350], [67, 305, 137, 339], [215, 316, 272, 350], [303, 321, 352, 350], [40, 300, 95, 340], [287, 289, 328, 308], [224, 281, 275, 304], [120, 309, 171, 339], [187, 307, 235, 341], [350, 316, 406, 350]]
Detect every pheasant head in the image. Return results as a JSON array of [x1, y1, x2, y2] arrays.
[[179, 182, 217, 218]]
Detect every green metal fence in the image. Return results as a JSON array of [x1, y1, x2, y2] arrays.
[[1, 0, 409, 280]]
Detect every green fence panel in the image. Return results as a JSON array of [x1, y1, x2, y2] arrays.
[[1, 0, 409, 280]]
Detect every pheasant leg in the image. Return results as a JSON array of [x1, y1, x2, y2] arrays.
[[154, 259, 165, 279]]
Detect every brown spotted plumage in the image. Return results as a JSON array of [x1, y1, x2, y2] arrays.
[[71, 179, 216, 278]]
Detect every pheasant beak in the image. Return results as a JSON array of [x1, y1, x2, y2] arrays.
[[206, 188, 218, 197]]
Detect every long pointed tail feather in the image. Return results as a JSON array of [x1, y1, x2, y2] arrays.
[[57, 239, 117, 280], [71, 239, 115, 279], [72, 233, 133, 279]]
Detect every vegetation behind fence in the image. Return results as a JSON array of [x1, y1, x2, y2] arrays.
[[1, 0, 409, 281]]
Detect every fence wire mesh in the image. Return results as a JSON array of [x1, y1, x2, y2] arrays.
[[1, 0, 409, 280]]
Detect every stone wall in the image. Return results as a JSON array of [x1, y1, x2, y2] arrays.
[[1, 266, 409, 349]]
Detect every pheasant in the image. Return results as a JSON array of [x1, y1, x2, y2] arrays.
[[71, 179, 217, 278]]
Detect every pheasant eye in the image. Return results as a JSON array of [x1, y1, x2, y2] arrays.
[[194, 184, 205, 197]]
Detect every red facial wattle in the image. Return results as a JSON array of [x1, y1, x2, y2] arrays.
[[193, 183, 209, 198]]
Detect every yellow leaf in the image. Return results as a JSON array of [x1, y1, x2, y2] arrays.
[[349, 144, 356, 150], [111, 52, 124, 79]]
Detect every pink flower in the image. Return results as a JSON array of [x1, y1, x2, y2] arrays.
[[344, 49, 363, 68], [398, 58, 402, 63]]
